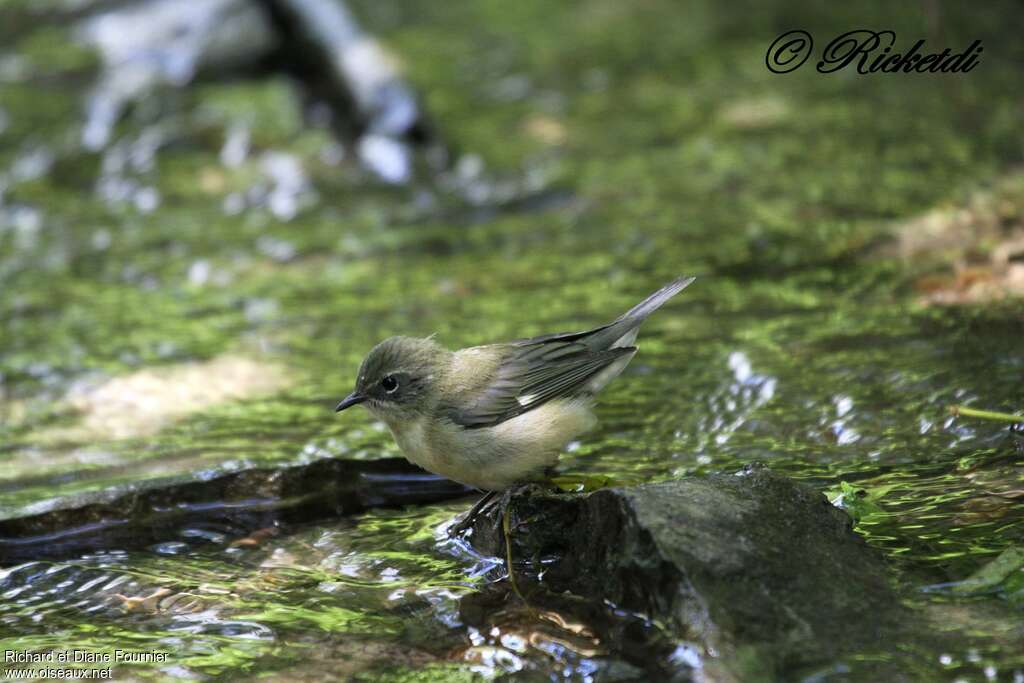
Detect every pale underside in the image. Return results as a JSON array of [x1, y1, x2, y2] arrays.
[[387, 397, 597, 491]]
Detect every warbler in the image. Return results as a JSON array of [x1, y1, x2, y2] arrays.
[[335, 276, 694, 492]]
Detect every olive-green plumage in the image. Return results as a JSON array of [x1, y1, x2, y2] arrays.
[[336, 276, 694, 490]]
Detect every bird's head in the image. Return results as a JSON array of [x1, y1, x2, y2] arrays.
[[335, 336, 448, 422]]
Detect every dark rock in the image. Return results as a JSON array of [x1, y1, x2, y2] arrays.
[[0, 457, 470, 565], [80, 0, 281, 149], [78, 0, 438, 181], [256, 0, 440, 182], [464, 464, 901, 681]]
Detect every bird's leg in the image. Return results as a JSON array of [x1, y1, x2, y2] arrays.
[[448, 490, 499, 537], [502, 498, 527, 604], [450, 486, 530, 605]]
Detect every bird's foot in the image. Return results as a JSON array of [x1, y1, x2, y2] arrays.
[[448, 486, 535, 605], [448, 490, 499, 538]]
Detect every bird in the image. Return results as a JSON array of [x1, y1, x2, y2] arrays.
[[335, 276, 694, 502]]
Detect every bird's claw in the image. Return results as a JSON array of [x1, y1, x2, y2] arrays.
[[448, 490, 500, 538]]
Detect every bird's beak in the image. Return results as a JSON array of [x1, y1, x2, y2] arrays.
[[335, 392, 366, 412]]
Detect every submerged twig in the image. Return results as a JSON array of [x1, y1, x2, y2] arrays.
[[949, 405, 1023, 424]]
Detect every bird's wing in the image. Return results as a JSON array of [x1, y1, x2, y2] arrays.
[[444, 341, 635, 429], [506, 276, 695, 351], [445, 277, 694, 429]]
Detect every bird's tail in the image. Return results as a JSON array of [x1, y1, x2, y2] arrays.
[[576, 275, 694, 353], [617, 275, 695, 322]]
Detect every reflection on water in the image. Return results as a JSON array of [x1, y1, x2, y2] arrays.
[[0, 504, 621, 680]]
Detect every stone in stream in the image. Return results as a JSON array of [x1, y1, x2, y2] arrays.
[[79, 0, 281, 150], [462, 464, 902, 681], [260, 0, 437, 182], [77, 0, 436, 181], [0, 457, 470, 565]]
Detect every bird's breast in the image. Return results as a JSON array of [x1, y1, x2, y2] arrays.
[[387, 416, 437, 470], [385, 399, 596, 491]]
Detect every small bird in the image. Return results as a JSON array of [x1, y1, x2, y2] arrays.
[[335, 276, 694, 493]]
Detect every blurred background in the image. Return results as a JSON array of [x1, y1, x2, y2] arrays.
[[1, 0, 1022, 680]]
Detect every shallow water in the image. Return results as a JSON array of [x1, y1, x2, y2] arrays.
[[2, 0, 1023, 680]]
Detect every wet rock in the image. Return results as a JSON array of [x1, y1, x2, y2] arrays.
[[0, 457, 470, 565], [465, 464, 902, 681], [79, 0, 280, 149], [260, 0, 435, 182], [77, 0, 437, 181]]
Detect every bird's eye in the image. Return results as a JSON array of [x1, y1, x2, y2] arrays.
[[381, 375, 399, 394]]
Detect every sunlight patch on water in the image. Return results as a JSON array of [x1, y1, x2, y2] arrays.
[[40, 355, 291, 442]]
